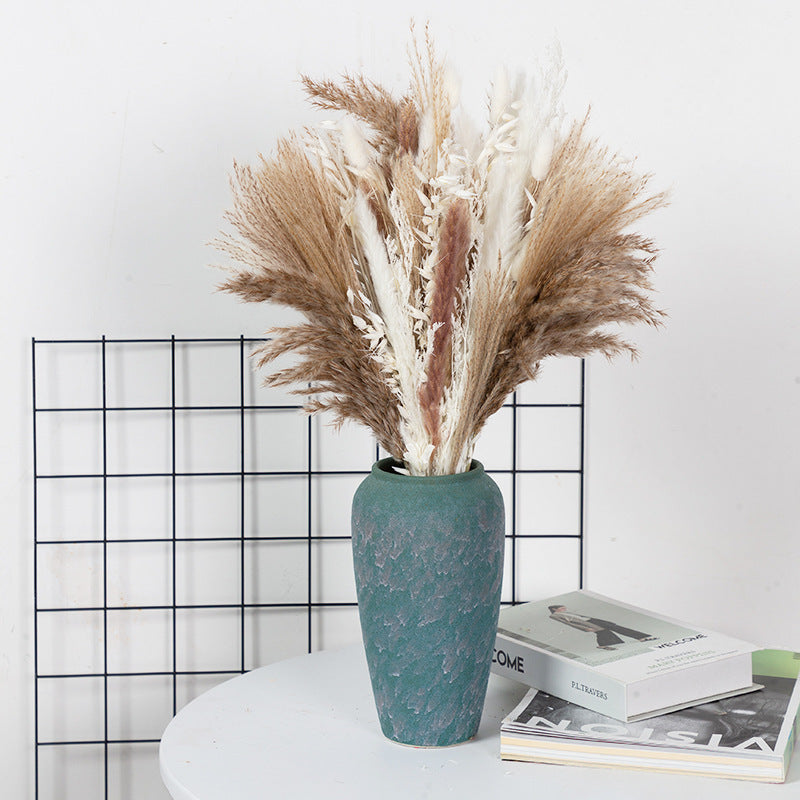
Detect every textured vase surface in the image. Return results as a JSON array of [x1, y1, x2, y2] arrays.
[[351, 457, 505, 747]]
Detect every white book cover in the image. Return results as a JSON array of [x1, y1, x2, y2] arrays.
[[493, 590, 758, 721]]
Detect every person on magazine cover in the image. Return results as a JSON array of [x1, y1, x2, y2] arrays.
[[548, 604, 657, 650]]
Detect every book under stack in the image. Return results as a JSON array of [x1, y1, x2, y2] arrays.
[[492, 590, 800, 782]]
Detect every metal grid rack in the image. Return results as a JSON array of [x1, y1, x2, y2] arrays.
[[31, 336, 586, 800]]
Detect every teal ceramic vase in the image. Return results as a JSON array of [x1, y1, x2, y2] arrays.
[[351, 457, 505, 747]]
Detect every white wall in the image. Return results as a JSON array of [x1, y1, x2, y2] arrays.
[[2, 1, 799, 796]]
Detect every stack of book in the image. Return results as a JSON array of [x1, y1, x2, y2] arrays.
[[492, 590, 800, 783]]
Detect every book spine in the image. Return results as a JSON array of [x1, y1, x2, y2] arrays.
[[492, 633, 627, 720]]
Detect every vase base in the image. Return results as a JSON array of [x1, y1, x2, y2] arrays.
[[383, 734, 477, 749]]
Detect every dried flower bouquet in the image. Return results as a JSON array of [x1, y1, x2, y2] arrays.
[[217, 33, 666, 476]]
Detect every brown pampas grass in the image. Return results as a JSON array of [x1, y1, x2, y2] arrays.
[[419, 197, 472, 458], [216, 30, 667, 475]]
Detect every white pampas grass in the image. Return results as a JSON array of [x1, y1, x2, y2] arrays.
[[490, 65, 510, 124], [531, 129, 555, 181], [341, 118, 373, 173]]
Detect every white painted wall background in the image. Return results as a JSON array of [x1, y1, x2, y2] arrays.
[[2, 1, 799, 796]]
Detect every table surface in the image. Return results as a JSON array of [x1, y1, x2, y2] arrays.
[[159, 644, 800, 799]]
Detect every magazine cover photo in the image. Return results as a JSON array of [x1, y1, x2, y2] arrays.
[[499, 591, 706, 668], [507, 649, 800, 754]]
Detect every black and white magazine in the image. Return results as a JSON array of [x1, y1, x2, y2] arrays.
[[501, 649, 800, 783]]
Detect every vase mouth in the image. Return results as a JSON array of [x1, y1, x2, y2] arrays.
[[371, 457, 485, 482]]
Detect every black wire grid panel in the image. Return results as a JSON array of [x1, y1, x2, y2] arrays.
[[32, 336, 586, 800]]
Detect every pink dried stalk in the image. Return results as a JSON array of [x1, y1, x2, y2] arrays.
[[418, 198, 472, 460]]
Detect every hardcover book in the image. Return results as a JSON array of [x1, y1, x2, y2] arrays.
[[492, 590, 757, 721], [500, 649, 800, 783]]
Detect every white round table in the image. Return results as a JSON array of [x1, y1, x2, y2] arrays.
[[159, 644, 800, 799]]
